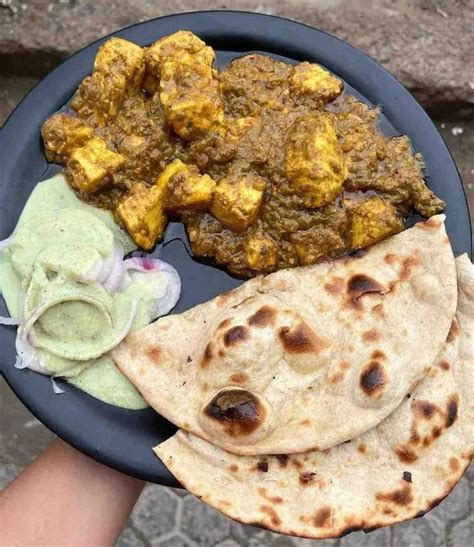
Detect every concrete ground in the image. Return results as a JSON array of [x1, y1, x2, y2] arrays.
[[1, 2, 473, 544]]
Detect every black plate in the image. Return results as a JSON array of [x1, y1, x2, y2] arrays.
[[0, 11, 471, 486]]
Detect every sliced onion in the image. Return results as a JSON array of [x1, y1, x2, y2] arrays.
[[103, 242, 125, 294], [17, 288, 25, 324], [112, 298, 138, 344], [97, 249, 115, 284], [27, 329, 38, 347], [22, 293, 113, 337], [78, 257, 104, 283], [0, 316, 18, 325], [51, 378, 65, 394], [122, 256, 170, 274], [78, 241, 125, 288], [154, 268, 181, 318], [15, 330, 50, 375], [0, 236, 13, 253], [122, 258, 181, 319], [14, 355, 28, 369]]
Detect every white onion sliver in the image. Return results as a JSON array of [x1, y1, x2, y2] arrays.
[[17, 289, 25, 324], [118, 271, 132, 292], [78, 257, 104, 284], [113, 299, 138, 344], [103, 242, 125, 293], [123, 256, 164, 274], [153, 269, 181, 318], [15, 330, 50, 375], [51, 377, 65, 394], [0, 316, 18, 326], [0, 236, 13, 253], [123, 257, 181, 319], [22, 293, 113, 339], [97, 250, 115, 285], [14, 355, 28, 369]]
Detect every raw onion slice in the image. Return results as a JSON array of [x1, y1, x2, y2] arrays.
[[103, 242, 125, 294], [15, 329, 50, 375], [78, 257, 104, 284], [122, 257, 181, 319], [21, 296, 136, 361], [51, 378, 65, 394], [111, 298, 138, 345], [22, 293, 113, 337], [14, 355, 28, 369], [0, 316, 18, 326], [17, 289, 25, 324], [0, 236, 13, 253], [97, 249, 115, 284]]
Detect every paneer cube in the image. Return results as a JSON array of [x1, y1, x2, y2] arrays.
[[145, 34, 223, 140], [289, 62, 343, 103], [144, 31, 215, 94], [66, 138, 125, 193], [115, 183, 167, 250], [155, 159, 188, 192], [285, 114, 345, 207], [160, 58, 225, 140], [245, 233, 277, 270], [71, 38, 144, 124], [41, 113, 94, 163], [157, 159, 216, 212], [210, 172, 266, 232], [93, 37, 145, 84], [349, 196, 404, 249]]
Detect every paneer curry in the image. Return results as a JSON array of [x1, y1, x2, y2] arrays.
[[42, 31, 444, 276]]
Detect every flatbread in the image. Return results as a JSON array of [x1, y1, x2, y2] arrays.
[[155, 255, 474, 539], [114, 216, 457, 454]]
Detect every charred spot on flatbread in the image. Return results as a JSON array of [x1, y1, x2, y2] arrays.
[[384, 253, 397, 265], [200, 342, 214, 368], [276, 454, 289, 467], [313, 507, 332, 527], [299, 471, 317, 485], [146, 346, 161, 363], [324, 276, 345, 295], [218, 318, 231, 330], [257, 487, 283, 504], [228, 372, 249, 384], [224, 325, 249, 346], [256, 459, 269, 472], [449, 457, 460, 472], [279, 322, 323, 354], [395, 446, 418, 464], [360, 361, 387, 397], [375, 482, 413, 506], [446, 396, 458, 427], [413, 400, 436, 419], [446, 319, 459, 343], [346, 274, 384, 309], [362, 329, 381, 342], [400, 253, 421, 281], [439, 361, 450, 371], [260, 505, 281, 526], [204, 389, 265, 436], [248, 306, 276, 327]]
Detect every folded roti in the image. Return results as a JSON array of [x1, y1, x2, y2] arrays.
[[155, 255, 474, 539], [114, 216, 457, 454]]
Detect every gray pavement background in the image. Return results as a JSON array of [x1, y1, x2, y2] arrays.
[[1, 1, 473, 545]]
